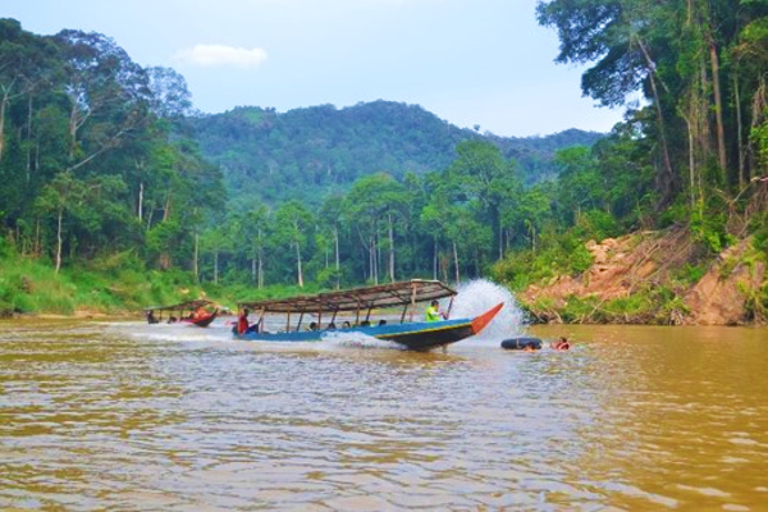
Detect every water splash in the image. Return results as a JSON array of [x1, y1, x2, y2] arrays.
[[321, 330, 402, 351], [447, 279, 527, 340]]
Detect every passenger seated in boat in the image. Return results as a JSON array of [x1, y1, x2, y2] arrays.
[[425, 300, 446, 322], [327, 322, 336, 330], [192, 306, 208, 320], [360, 320, 371, 327], [236, 308, 250, 335], [146, 310, 159, 324], [342, 321, 351, 329], [378, 319, 387, 326], [168, 315, 178, 324], [551, 337, 571, 351], [309, 322, 318, 331]]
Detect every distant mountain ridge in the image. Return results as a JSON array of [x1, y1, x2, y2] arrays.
[[191, 100, 604, 207]]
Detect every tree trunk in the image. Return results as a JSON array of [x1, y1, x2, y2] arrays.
[[0, 89, 9, 163], [138, 181, 144, 222], [334, 226, 340, 290], [734, 72, 745, 189], [55, 208, 63, 274], [388, 213, 395, 282], [637, 38, 675, 206], [699, 55, 710, 196], [163, 191, 172, 222], [453, 240, 460, 284], [68, 104, 79, 161], [433, 235, 438, 280], [498, 218, 503, 261], [709, 39, 727, 180], [213, 250, 219, 284], [258, 228, 264, 289], [686, 115, 696, 207], [370, 236, 378, 285], [26, 93, 33, 182], [35, 218, 41, 257], [258, 250, 264, 289], [296, 241, 304, 288], [193, 232, 199, 282], [376, 230, 381, 285]]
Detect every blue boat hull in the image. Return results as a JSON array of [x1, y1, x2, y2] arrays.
[[233, 303, 504, 351]]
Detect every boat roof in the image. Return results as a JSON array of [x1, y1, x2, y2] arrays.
[[238, 279, 457, 314], [144, 299, 212, 312]]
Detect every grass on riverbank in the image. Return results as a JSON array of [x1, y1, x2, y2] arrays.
[[0, 248, 329, 318], [0, 250, 209, 317]]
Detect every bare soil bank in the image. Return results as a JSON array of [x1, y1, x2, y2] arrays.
[[521, 226, 766, 326]]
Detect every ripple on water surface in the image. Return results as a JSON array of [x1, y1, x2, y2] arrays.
[[1, 295, 767, 511]]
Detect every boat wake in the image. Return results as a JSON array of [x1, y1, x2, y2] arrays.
[[321, 331, 404, 351]]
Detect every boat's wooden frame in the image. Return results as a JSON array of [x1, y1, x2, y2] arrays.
[[234, 279, 503, 351], [143, 299, 214, 326]]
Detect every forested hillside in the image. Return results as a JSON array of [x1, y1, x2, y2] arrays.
[[3, 0, 768, 324], [0, 17, 603, 314], [192, 102, 603, 208], [0, 18, 223, 312]]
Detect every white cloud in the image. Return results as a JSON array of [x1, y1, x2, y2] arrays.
[[174, 44, 268, 69]]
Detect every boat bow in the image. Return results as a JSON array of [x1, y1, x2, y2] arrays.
[[471, 302, 504, 335]]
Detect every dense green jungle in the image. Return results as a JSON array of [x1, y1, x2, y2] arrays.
[[2, 0, 768, 323]]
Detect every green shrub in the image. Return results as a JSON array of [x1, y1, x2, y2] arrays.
[[690, 197, 729, 254], [677, 263, 707, 285], [574, 209, 621, 240], [491, 226, 595, 291]]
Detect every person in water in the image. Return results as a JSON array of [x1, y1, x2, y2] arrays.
[[146, 310, 159, 324], [425, 300, 446, 322], [551, 337, 571, 351]]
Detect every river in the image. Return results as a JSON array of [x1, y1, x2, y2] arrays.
[[1, 284, 767, 511]]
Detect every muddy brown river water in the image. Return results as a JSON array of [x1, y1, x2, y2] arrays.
[[1, 305, 767, 510]]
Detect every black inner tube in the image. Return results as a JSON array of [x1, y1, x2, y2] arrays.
[[500, 337, 542, 350]]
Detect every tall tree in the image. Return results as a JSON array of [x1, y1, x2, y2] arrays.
[[536, 0, 677, 205], [274, 201, 313, 288], [53, 29, 152, 171]]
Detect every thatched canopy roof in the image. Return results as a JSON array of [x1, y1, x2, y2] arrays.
[[143, 299, 212, 313], [238, 280, 456, 314]]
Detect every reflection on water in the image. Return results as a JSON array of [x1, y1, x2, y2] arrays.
[[1, 318, 767, 511]]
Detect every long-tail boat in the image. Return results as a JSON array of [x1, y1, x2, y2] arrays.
[[234, 279, 503, 351], [143, 299, 218, 327]]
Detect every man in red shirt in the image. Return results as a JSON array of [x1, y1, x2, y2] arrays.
[[237, 308, 250, 334]]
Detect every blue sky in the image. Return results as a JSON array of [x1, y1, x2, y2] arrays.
[[6, 0, 624, 137]]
